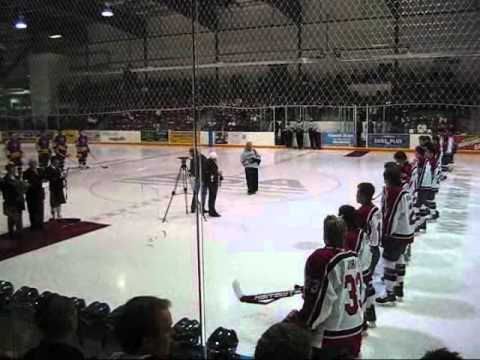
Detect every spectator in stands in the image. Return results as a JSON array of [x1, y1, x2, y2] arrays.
[[421, 348, 463, 360], [24, 294, 84, 360], [112, 296, 173, 360], [255, 322, 312, 360]]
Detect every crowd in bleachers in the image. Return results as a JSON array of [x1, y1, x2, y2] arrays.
[[56, 65, 479, 116]]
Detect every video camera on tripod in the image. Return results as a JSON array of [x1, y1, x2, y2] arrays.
[[161, 154, 206, 223]]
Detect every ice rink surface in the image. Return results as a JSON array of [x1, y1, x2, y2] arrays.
[[0, 144, 479, 358]]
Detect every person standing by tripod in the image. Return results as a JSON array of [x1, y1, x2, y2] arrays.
[[189, 148, 208, 214], [241, 142, 261, 195], [205, 152, 223, 218]]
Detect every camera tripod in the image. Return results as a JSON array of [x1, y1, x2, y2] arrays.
[[162, 158, 206, 223]]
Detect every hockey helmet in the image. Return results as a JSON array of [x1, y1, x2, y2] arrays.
[[0, 281, 14, 308], [207, 327, 239, 358], [173, 317, 201, 345]]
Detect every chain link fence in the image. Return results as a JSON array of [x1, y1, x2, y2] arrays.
[[0, 0, 479, 132]]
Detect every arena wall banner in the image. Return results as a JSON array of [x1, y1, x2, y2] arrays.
[[169, 130, 200, 145], [322, 133, 355, 147], [368, 134, 410, 149], [226, 132, 275, 146], [2, 130, 41, 142], [84, 130, 102, 143], [100, 131, 141, 143], [141, 129, 169, 143], [455, 135, 480, 150]]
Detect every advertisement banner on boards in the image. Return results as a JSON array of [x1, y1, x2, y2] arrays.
[[169, 131, 200, 145], [322, 133, 355, 147], [455, 135, 480, 150], [84, 130, 102, 143], [99, 131, 141, 143], [368, 134, 410, 148], [2, 130, 40, 142], [141, 129, 169, 143]]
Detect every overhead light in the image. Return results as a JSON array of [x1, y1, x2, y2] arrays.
[[101, 3, 114, 17], [14, 15, 27, 30], [49, 34, 63, 39]]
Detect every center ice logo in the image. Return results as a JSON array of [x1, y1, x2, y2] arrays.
[[118, 174, 307, 197]]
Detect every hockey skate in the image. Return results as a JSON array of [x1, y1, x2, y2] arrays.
[[365, 306, 377, 328], [394, 283, 404, 302], [376, 292, 396, 306]]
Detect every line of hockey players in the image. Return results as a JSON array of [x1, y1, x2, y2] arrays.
[[5, 130, 91, 172], [286, 131, 456, 359], [0, 130, 92, 237]]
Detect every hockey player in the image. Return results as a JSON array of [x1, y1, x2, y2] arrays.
[[287, 215, 363, 358], [376, 167, 414, 305], [36, 131, 51, 169], [425, 142, 440, 221], [393, 151, 413, 190], [338, 205, 364, 253], [5, 133, 24, 177], [356, 183, 381, 331], [46, 157, 67, 220], [53, 130, 68, 170], [76, 130, 90, 169], [338, 205, 373, 337], [414, 145, 432, 231], [440, 129, 456, 172]]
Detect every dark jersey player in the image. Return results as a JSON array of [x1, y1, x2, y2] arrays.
[[76, 131, 90, 169], [53, 131, 68, 169], [5, 133, 23, 177], [37, 131, 52, 169]]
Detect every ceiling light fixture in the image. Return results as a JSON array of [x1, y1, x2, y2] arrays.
[[14, 15, 27, 30], [49, 34, 63, 39], [101, 3, 114, 17]]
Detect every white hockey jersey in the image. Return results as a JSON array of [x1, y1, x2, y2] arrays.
[[382, 186, 415, 243], [430, 156, 442, 191], [415, 159, 432, 191], [299, 247, 363, 348], [356, 205, 381, 274]]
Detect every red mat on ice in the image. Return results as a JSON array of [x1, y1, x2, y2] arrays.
[[0, 220, 109, 262]]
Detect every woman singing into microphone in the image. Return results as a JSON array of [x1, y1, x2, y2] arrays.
[[241, 142, 261, 195]]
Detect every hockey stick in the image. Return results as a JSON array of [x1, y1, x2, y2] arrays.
[[232, 280, 303, 305]]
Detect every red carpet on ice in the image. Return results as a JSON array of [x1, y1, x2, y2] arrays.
[[0, 220, 109, 262]]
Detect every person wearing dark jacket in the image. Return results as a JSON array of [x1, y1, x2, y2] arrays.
[[1, 164, 26, 238], [189, 148, 208, 213], [45, 157, 66, 220], [23, 160, 45, 230], [205, 152, 222, 218]]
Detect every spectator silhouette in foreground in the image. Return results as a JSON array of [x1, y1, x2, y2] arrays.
[[255, 322, 312, 360], [112, 296, 173, 360], [23, 294, 84, 360], [421, 348, 463, 360]]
